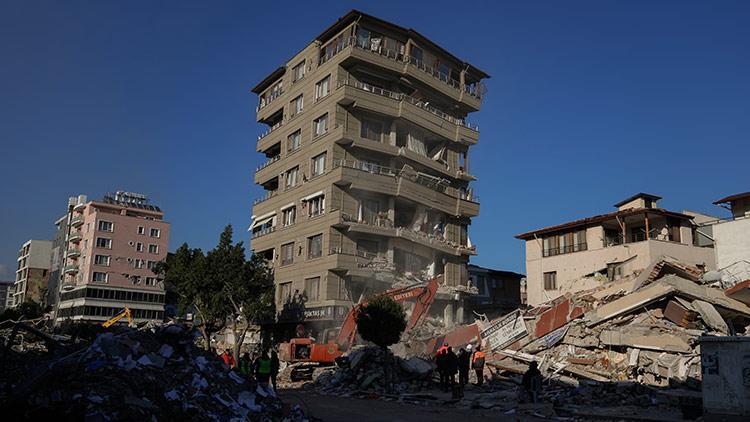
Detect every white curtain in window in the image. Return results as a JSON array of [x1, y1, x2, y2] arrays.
[[407, 133, 426, 156]]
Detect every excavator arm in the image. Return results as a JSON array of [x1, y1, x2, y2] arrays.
[[102, 308, 133, 328]]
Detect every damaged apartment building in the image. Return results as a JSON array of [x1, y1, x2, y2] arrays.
[[249, 10, 487, 338], [516, 193, 716, 306]]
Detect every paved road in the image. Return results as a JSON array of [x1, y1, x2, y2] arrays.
[[279, 389, 525, 422]]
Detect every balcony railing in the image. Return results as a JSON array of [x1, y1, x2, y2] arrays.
[[70, 215, 84, 227], [332, 158, 396, 176], [256, 155, 281, 173], [257, 120, 284, 142], [251, 226, 276, 239], [543, 243, 588, 257], [253, 190, 278, 206], [64, 265, 79, 274], [67, 248, 81, 258], [337, 80, 479, 132], [68, 231, 82, 242], [328, 246, 380, 260], [257, 88, 283, 112]]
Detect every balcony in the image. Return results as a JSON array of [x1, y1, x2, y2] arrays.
[[253, 190, 278, 206], [256, 120, 285, 152], [64, 264, 79, 274], [255, 155, 281, 176], [251, 226, 276, 239], [543, 243, 588, 258], [256, 88, 283, 113], [70, 215, 84, 227], [67, 248, 81, 258], [327, 246, 395, 275], [68, 231, 82, 243]]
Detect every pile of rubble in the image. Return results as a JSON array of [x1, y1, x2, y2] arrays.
[[0, 323, 289, 421], [314, 346, 434, 395]]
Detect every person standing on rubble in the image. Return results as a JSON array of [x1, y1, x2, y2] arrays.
[[238, 352, 253, 380], [255, 350, 272, 387], [445, 347, 459, 398], [220, 348, 237, 368], [435, 345, 448, 391], [471, 345, 486, 386], [270, 348, 280, 390], [521, 361, 543, 403], [458, 347, 471, 386]]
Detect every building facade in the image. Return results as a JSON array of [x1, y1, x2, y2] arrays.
[[54, 192, 170, 324], [249, 10, 487, 335], [516, 193, 716, 306], [47, 212, 70, 308], [467, 264, 524, 319], [711, 192, 750, 272], [0, 280, 13, 314], [13, 239, 52, 307]]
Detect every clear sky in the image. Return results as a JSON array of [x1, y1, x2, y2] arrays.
[[1, 0, 748, 279]]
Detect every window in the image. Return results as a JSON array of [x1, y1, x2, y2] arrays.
[[358, 199, 380, 225], [136, 242, 144, 252], [308, 234, 323, 259], [132, 276, 141, 285], [145, 277, 157, 286], [282, 206, 296, 227], [148, 244, 159, 254], [360, 119, 383, 141], [150, 228, 161, 238], [92, 272, 108, 283], [96, 237, 112, 249], [94, 255, 110, 266], [574, 230, 587, 252], [311, 152, 326, 177], [138, 226, 145, 235], [410, 45, 423, 62], [281, 242, 294, 266], [279, 282, 292, 303], [285, 166, 299, 189], [287, 130, 301, 152], [308, 195, 325, 218], [315, 75, 330, 99], [543, 272, 557, 290], [305, 277, 320, 302], [147, 260, 157, 270], [292, 60, 305, 82], [98, 220, 114, 232], [134, 259, 144, 269], [357, 239, 379, 257], [291, 94, 304, 116], [313, 113, 328, 137]]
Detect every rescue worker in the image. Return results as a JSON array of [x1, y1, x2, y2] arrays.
[[255, 350, 272, 386], [435, 345, 448, 391], [238, 352, 253, 380], [521, 361, 543, 403], [220, 348, 237, 368], [458, 347, 471, 387], [445, 347, 460, 399], [270, 348, 280, 390], [471, 345, 486, 386]]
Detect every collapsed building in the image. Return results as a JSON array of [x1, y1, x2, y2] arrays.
[[248, 10, 488, 339]]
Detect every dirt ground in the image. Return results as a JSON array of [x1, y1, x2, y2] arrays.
[[279, 389, 542, 422]]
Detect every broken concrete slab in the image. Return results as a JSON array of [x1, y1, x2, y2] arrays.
[[659, 275, 750, 317], [586, 282, 674, 327], [691, 300, 729, 333], [599, 329, 692, 353]]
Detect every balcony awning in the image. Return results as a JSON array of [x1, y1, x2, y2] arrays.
[[249, 211, 277, 230], [280, 202, 296, 211], [300, 191, 324, 202]]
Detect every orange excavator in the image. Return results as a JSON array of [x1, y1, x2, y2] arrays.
[[279, 276, 440, 368]]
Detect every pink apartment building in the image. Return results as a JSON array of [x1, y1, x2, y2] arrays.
[[55, 191, 170, 324]]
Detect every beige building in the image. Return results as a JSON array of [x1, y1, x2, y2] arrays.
[[709, 191, 750, 274], [249, 10, 487, 335], [55, 192, 170, 324], [13, 239, 52, 307], [516, 193, 716, 306]]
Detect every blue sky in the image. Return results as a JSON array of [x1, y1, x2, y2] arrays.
[[1, 0, 748, 279]]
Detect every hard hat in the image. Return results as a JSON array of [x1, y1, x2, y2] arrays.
[[466, 344, 473, 351]]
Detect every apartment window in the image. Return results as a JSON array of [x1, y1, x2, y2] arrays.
[[337, 278, 348, 300], [358, 199, 380, 225], [96, 237, 112, 249], [313, 113, 328, 137], [98, 220, 114, 232], [148, 244, 159, 254], [136, 242, 144, 252], [150, 228, 161, 238], [145, 277, 157, 286], [311, 152, 326, 177], [92, 272, 108, 283], [134, 259, 144, 269], [94, 255, 111, 266], [287, 130, 301, 152], [147, 260, 157, 270], [410, 45, 423, 62], [315, 75, 330, 99], [138, 226, 145, 235], [132, 276, 141, 285], [285, 166, 299, 189], [279, 282, 292, 303], [543, 271, 557, 290], [290, 94, 304, 117], [281, 242, 294, 266], [308, 234, 323, 259], [282, 206, 296, 227], [574, 230, 587, 252], [292, 60, 305, 82], [308, 194, 325, 218], [304, 277, 320, 302], [360, 119, 383, 141]]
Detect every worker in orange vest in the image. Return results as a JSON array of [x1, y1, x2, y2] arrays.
[[471, 345, 486, 386]]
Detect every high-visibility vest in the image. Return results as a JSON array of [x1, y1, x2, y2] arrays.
[[258, 358, 271, 374], [472, 351, 485, 368]]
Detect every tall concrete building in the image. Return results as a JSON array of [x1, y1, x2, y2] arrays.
[[54, 192, 170, 324], [13, 239, 52, 307], [0, 280, 13, 314], [249, 10, 488, 336]]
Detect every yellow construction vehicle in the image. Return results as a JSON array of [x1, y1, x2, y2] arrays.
[[101, 307, 134, 328]]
